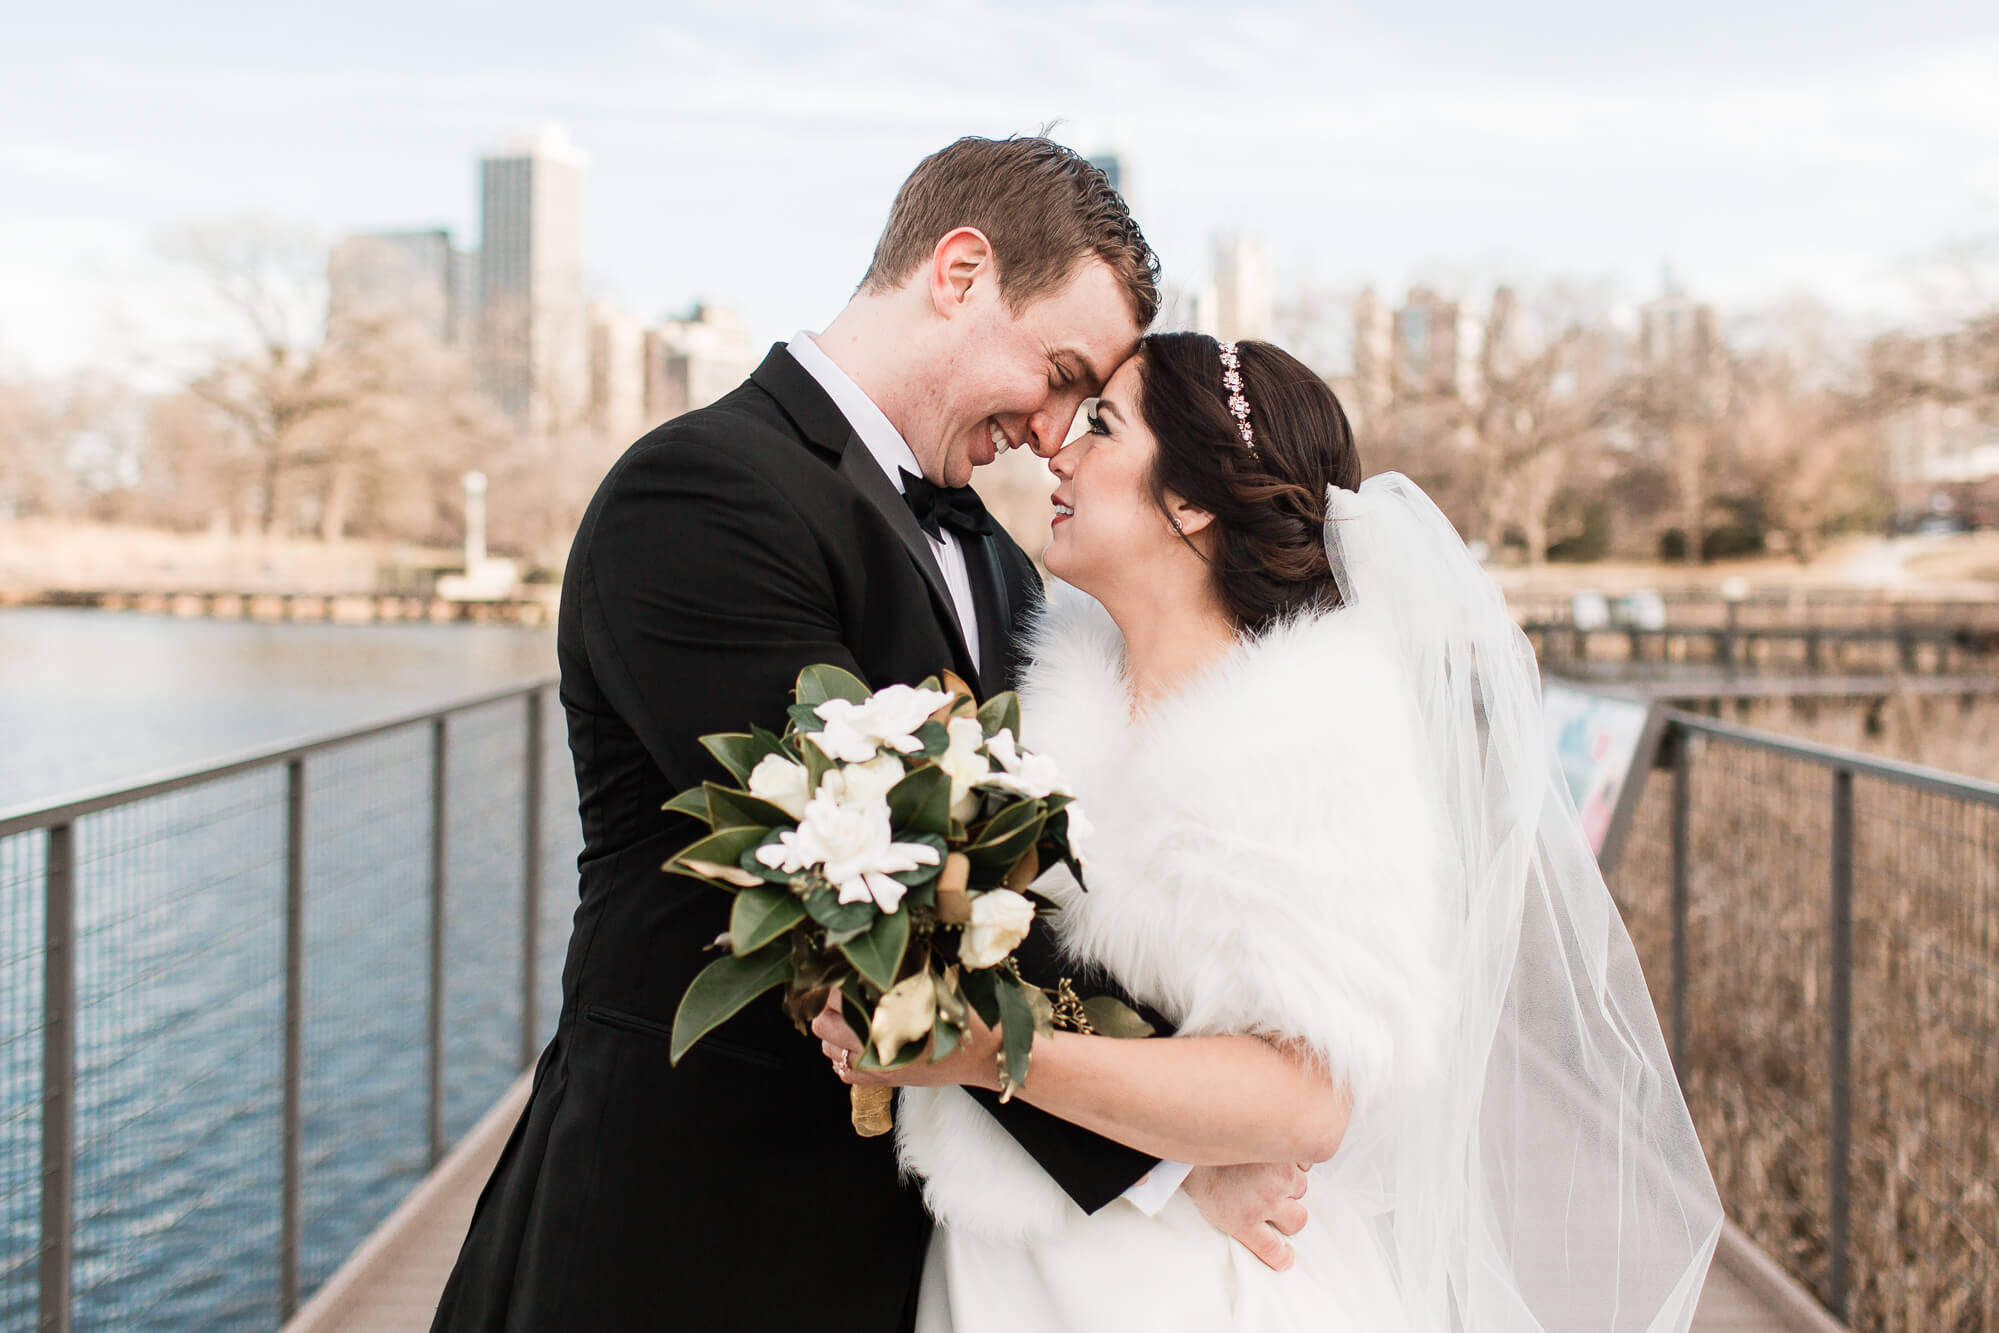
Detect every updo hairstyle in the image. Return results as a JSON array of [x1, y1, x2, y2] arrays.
[[1134, 332, 1363, 634]]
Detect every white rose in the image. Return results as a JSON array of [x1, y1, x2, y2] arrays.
[[975, 728, 1072, 802], [818, 752, 904, 807], [746, 753, 811, 820], [805, 684, 953, 764], [959, 888, 1037, 969], [937, 716, 990, 823], [868, 969, 937, 1064], [753, 791, 938, 912]]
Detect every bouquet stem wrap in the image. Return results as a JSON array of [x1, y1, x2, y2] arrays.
[[851, 1085, 894, 1137]]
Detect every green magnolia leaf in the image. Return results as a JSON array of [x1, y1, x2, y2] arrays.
[[887, 766, 952, 839], [965, 813, 1049, 880], [995, 976, 1035, 1091], [787, 703, 826, 735], [840, 907, 910, 991], [669, 940, 791, 1063], [959, 966, 1000, 1028], [970, 797, 1039, 844], [912, 719, 949, 760], [796, 663, 872, 709], [804, 887, 876, 934], [661, 786, 713, 822], [977, 692, 1021, 742], [705, 784, 794, 830], [746, 725, 791, 767], [730, 886, 808, 956], [930, 1008, 962, 1063], [1024, 982, 1056, 1037], [1082, 995, 1157, 1040], [733, 831, 796, 885], [666, 826, 774, 888], [890, 832, 948, 888], [700, 733, 759, 784]]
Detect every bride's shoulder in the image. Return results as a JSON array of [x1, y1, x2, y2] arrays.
[[1162, 605, 1415, 755]]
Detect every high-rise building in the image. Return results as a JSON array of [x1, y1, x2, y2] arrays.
[[479, 124, 588, 425], [645, 305, 755, 423], [1350, 287, 1393, 429], [588, 301, 648, 443], [1392, 286, 1459, 397], [1212, 234, 1272, 343], [328, 229, 477, 345], [1088, 151, 1125, 198], [1637, 274, 1722, 383]]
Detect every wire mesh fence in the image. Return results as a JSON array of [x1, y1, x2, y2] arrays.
[[1610, 713, 1999, 1333], [0, 681, 578, 1331]]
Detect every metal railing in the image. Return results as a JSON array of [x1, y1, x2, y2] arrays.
[[1610, 710, 1999, 1333], [0, 680, 576, 1331]]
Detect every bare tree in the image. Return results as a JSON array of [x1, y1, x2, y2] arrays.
[[1730, 363, 1878, 562], [158, 218, 353, 538]]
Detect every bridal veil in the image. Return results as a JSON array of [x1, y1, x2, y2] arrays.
[[1321, 473, 1723, 1331]]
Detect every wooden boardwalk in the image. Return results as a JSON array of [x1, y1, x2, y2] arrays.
[[287, 1078, 1821, 1333]]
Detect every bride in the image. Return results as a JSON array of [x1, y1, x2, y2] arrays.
[[814, 332, 1722, 1330]]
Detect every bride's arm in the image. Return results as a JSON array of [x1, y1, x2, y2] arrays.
[[1003, 1029, 1351, 1167], [814, 1002, 1351, 1167]]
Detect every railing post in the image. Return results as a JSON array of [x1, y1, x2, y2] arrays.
[[428, 717, 447, 1169], [520, 689, 544, 1070], [1669, 728, 1691, 1085], [1827, 767, 1855, 1317], [280, 759, 305, 1319], [39, 822, 74, 1333]]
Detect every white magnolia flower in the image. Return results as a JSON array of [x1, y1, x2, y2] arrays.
[[975, 728, 1073, 801], [937, 716, 990, 823], [1060, 800, 1094, 867], [960, 888, 1037, 969], [806, 685, 953, 764], [754, 791, 938, 913], [745, 753, 811, 820], [818, 752, 905, 808], [869, 969, 937, 1064]]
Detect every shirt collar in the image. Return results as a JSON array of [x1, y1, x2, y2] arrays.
[[786, 332, 923, 495]]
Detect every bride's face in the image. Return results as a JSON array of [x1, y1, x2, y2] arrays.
[[1043, 356, 1184, 590]]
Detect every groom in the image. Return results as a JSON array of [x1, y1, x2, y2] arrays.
[[433, 136, 1307, 1332]]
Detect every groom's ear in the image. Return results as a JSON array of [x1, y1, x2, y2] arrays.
[[928, 227, 996, 317]]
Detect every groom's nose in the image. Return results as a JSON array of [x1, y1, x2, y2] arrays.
[[1023, 404, 1070, 459]]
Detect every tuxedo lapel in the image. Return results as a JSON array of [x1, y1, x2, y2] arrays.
[[833, 444, 981, 687], [750, 345, 980, 689], [958, 529, 1013, 699]]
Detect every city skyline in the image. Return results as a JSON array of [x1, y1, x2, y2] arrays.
[[3, 0, 1996, 375]]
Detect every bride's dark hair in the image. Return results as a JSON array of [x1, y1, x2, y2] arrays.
[[1134, 332, 1362, 634]]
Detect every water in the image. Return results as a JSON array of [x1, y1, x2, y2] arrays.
[[0, 609, 560, 810], [0, 609, 581, 1330]]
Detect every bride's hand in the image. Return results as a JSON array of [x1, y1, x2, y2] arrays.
[[811, 992, 1004, 1091]]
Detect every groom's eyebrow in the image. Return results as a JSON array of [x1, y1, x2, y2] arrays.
[[1054, 346, 1110, 391]]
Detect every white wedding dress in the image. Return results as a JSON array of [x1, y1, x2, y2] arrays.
[[898, 476, 1722, 1332]]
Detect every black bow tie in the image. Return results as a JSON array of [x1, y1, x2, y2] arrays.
[[899, 470, 993, 541]]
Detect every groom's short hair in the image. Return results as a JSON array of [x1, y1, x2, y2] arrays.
[[861, 136, 1160, 327]]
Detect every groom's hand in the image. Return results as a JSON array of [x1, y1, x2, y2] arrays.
[[1184, 1162, 1313, 1273]]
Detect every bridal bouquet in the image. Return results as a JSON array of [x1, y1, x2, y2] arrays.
[[663, 665, 1144, 1135]]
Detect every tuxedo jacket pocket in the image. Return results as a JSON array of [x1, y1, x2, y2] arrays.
[[580, 1002, 786, 1071]]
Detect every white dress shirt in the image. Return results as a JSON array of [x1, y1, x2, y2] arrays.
[[785, 332, 1192, 1216], [786, 333, 980, 674]]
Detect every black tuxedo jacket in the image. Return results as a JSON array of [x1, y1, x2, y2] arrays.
[[432, 347, 1159, 1332]]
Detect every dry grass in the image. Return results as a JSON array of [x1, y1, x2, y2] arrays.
[[1609, 697, 1999, 1331]]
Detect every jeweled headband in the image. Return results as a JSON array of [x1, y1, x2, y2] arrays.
[[1218, 340, 1257, 454]]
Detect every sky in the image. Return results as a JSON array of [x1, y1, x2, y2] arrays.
[[2, 0, 1996, 375]]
